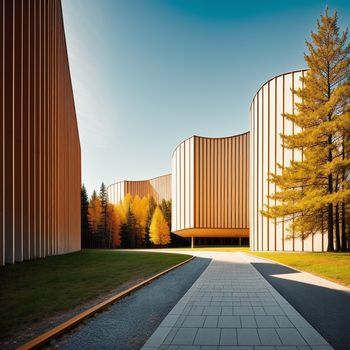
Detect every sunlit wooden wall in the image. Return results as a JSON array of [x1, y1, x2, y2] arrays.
[[250, 70, 328, 252], [0, 0, 81, 265], [172, 134, 250, 238], [107, 174, 172, 205]]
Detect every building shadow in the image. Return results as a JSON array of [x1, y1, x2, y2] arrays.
[[252, 262, 350, 350]]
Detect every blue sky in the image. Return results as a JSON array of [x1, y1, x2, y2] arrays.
[[61, 0, 350, 196]]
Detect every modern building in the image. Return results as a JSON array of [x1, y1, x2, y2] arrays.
[[171, 134, 250, 246], [107, 174, 172, 205], [1, 0, 81, 265], [250, 70, 328, 251]]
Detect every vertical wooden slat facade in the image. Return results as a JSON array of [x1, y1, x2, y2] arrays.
[[0, 0, 81, 265], [172, 134, 250, 238], [250, 70, 328, 252], [107, 174, 172, 205]]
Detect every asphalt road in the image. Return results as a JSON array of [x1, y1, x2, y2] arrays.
[[252, 261, 350, 350], [51, 257, 211, 350]]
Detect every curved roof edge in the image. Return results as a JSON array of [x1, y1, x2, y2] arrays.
[[172, 131, 250, 158], [107, 173, 171, 189], [250, 68, 308, 109]]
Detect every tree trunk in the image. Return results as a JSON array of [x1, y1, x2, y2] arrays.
[[327, 203, 334, 251], [327, 135, 334, 252], [335, 204, 341, 251], [341, 202, 347, 252]]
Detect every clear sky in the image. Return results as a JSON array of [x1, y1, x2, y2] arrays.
[[61, 0, 350, 196]]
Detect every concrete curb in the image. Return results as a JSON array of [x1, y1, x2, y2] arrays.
[[244, 252, 350, 295], [17, 256, 195, 350]]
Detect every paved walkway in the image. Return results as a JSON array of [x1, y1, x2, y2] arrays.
[[142, 252, 332, 349]]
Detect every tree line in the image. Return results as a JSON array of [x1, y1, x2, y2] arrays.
[[263, 10, 350, 252], [81, 183, 180, 249]]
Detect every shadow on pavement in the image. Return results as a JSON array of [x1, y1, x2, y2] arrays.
[[252, 262, 350, 350]]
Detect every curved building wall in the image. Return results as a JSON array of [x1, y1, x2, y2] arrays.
[[172, 134, 250, 238], [250, 70, 327, 251], [1, 0, 81, 265], [107, 174, 171, 205]]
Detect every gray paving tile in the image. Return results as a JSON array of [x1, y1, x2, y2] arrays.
[[274, 316, 294, 328], [288, 315, 312, 329], [190, 306, 205, 316], [164, 328, 179, 345], [252, 307, 266, 315], [218, 316, 241, 328], [175, 315, 186, 327], [263, 306, 285, 316], [257, 328, 282, 345], [222, 307, 233, 315], [203, 306, 222, 316], [241, 316, 257, 328], [203, 316, 218, 328], [237, 329, 261, 345], [144, 327, 172, 347], [218, 346, 254, 350], [297, 327, 328, 346], [220, 329, 238, 345], [172, 328, 198, 345], [194, 328, 221, 346], [182, 316, 206, 328], [161, 314, 180, 327], [200, 346, 218, 350], [255, 316, 278, 328], [233, 306, 254, 316], [276, 328, 307, 346]]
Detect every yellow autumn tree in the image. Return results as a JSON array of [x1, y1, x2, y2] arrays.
[[263, 9, 350, 251], [122, 193, 132, 213], [149, 206, 170, 246], [88, 190, 102, 236], [131, 195, 149, 246]]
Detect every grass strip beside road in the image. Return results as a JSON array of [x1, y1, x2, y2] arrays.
[[249, 251, 350, 288], [0, 249, 191, 340]]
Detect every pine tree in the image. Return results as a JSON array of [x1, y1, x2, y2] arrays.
[[263, 9, 350, 251], [120, 208, 136, 248], [160, 199, 171, 227], [99, 182, 109, 248], [149, 206, 171, 246], [81, 184, 90, 248]]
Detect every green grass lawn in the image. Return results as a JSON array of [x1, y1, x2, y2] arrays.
[[0, 249, 190, 340], [248, 251, 350, 287]]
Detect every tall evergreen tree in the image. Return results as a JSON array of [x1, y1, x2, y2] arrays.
[[88, 190, 102, 248], [99, 182, 109, 248], [160, 199, 171, 227], [81, 184, 90, 248], [120, 208, 136, 248], [263, 9, 350, 251]]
